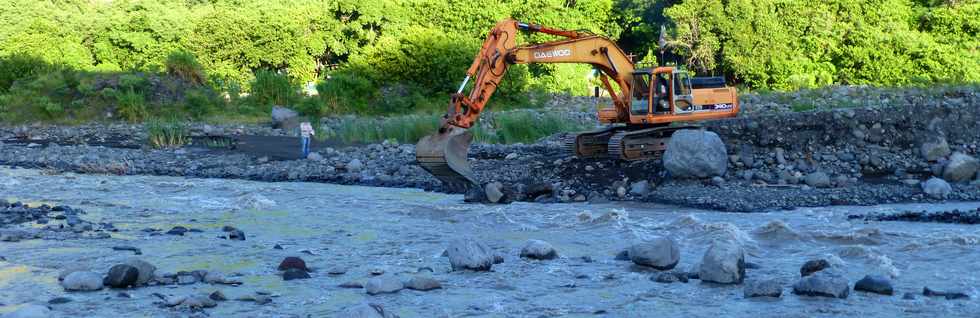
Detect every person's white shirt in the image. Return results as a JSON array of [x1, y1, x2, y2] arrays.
[[300, 122, 315, 137]]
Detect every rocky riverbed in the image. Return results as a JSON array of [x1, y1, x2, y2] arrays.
[[1, 167, 978, 317], [2, 86, 979, 212]]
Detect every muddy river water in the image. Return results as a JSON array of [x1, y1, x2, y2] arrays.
[[0, 166, 978, 317]]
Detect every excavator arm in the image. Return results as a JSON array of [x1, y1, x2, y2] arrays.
[[445, 19, 636, 129], [417, 19, 637, 192]]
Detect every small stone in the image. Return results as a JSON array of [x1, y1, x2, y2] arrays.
[[629, 180, 650, 196], [283, 268, 311, 281], [520, 239, 558, 260], [342, 303, 400, 318], [181, 294, 217, 308], [902, 292, 916, 300], [277, 256, 308, 272], [339, 281, 363, 288], [62, 271, 104, 291], [327, 267, 347, 275], [854, 275, 893, 295], [209, 290, 227, 301], [800, 259, 830, 277], [365, 276, 404, 295], [804, 172, 831, 188], [629, 237, 680, 270], [48, 297, 72, 304], [505, 153, 518, 160], [105, 264, 139, 288], [652, 272, 689, 284], [347, 159, 364, 172], [177, 274, 198, 285], [744, 279, 783, 298], [405, 275, 442, 291], [227, 229, 245, 240], [614, 250, 630, 261]]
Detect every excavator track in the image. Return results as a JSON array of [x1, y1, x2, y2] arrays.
[[561, 126, 625, 158], [608, 125, 700, 161]]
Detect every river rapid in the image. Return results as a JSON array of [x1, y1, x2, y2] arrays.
[[0, 166, 978, 317]]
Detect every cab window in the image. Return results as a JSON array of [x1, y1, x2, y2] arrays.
[[630, 73, 651, 114], [674, 71, 692, 96]]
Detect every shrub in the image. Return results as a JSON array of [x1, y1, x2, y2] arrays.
[[0, 54, 52, 93], [249, 69, 295, 108], [115, 88, 147, 122], [165, 51, 207, 86], [146, 118, 189, 149], [184, 88, 221, 119]]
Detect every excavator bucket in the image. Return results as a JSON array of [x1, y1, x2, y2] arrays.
[[416, 127, 480, 192]]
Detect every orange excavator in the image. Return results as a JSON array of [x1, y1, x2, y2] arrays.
[[416, 19, 739, 191]]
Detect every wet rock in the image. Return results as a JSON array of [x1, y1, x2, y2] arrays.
[[180, 294, 218, 308], [629, 237, 680, 270], [663, 129, 728, 178], [365, 275, 404, 295], [1, 304, 50, 318], [493, 253, 505, 264], [942, 152, 978, 182], [744, 279, 783, 298], [699, 241, 745, 284], [62, 271, 103, 291], [307, 152, 323, 161], [520, 239, 558, 260], [903, 292, 916, 300], [854, 275, 893, 295], [804, 172, 831, 188], [342, 303, 400, 318], [405, 275, 442, 291], [793, 271, 849, 299], [209, 290, 227, 301], [614, 250, 630, 261], [327, 267, 347, 275], [227, 229, 246, 240], [446, 238, 494, 271], [922, 177, 952, 199], [204, 271, 240, 285], [485, 182, 504, 203], [800, 259, 830, 277], [47, 297, 72, 304], [920, 136, 951, 161], [166, 226, 188, 236], [105, 264, 139, 288], [111, 246, 142, 255], [652, 272, 689, 284], [923, 287, 970, 300], [278, 256, 309, 272], [283, 268, 311, 281], [123, 258, 156, 286], [339, 280, 364, 288]]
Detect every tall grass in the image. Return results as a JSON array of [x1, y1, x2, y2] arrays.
[[165, 51, 206, 85], [325, 111, 590, 145], [115, 88, 147, 122], [146, 118, 189, 149], [250, 70, 294, 107]]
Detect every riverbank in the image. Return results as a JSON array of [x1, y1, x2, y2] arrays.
[[1, 86, 979, 212]]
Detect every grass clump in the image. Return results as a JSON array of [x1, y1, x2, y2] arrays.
[[115, 88, 147, 122], [250, 70, 294, 107], [165, 51, 206, 86], [146, 118, 189, 149]]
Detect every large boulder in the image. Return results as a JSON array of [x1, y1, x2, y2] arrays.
[[62, 271, 104, 291], [920, 136, 951, 161], [663, 130, 728, 178], [123, 259, 156, 286], [629, 237, 680, 270], [271, 106, 299, 129], [744, 279, 783, 298], [365, 275, 403, 295], [698, 241, 745, 284], [446, 238, 495, 271], [105, 264, 139, 288], [792, 270, 849, 299], [942, 152, 979, 182], [854, 275, 894, 295], [922, 177, 952, 199]]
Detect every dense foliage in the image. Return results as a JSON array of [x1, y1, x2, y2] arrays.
[[0, 0, 976, 122]]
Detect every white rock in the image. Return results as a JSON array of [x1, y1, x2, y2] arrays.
[[61, 271, 104, 291]]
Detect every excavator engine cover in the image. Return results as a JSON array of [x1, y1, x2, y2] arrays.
[[416, 127, 480, 192]]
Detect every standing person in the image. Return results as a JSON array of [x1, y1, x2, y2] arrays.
[[300, 121, 314, 158]]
